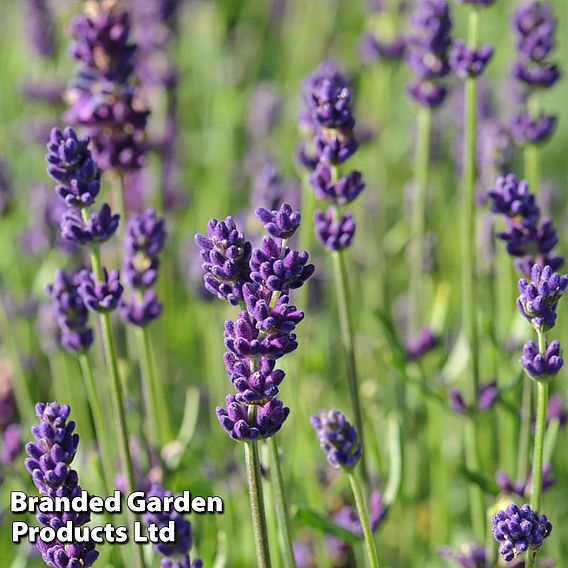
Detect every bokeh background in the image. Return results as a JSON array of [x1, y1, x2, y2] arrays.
[[0, 0, 567, 566]]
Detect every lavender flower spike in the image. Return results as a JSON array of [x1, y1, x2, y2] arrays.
[[25, 402, 99, 568], [144, 484, 203, 568], [195, 217, 252, 306], [46, 127, 100, 208], [450, 41, 493, 80], [517, 264, 568, 331], [521, 339, 563, 379], [255, 202, 301, 239], [311, 409, 362, 470], [314, 208, 356, 251], [492, 503, 552, 561], [217, 395, 290, 441], [120, 290, 162, 327], [78, 268, 124, 313], [60, 203, 120, 245]]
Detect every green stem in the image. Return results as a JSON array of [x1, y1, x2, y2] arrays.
[[78, 354, 115, 491], [525, 94, 540, 194], [348, 472, 380, 568], [137, 325, 172, 447], [267, 437, 296, 568], [331, 248, 367, 480], [245, 440, 272, 568], [409, 106, 432, 333], [461, 6, 485, 540], [516, 377, 533, 481], [529, 331, 549, 513]]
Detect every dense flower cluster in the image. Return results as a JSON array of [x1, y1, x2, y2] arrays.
[[492, 503, 552, 562], [406, 0, 453, 108], [510, 1, 559, 146], [197, 204, 313, 441], [24, 403, 98, 568], [78, 268, 124, 313], [120, 209, 166, 326], [488, 175, 563, 276], [66, 1, 150, 171], [298, 62, 366, 250], [311, 409, 362, 470], [450, 41, 493, 80], [46, 127, 120, 247], [521, 339, 563, 379], [144, 485, 203, 568], [46, 270, 94, 355]]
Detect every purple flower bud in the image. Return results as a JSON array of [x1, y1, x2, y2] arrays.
[[78, 269, 124, 313], [195, 217, 252, 306], [521, 339, 563, 379], [309, 165, 365, 206], [217, 395, 289, 441], [45, 127, 101, 208], [492, 503, 552, 561], [250, 237, 314, 293], [517, 264, 568, 330], [512, 60, 560, 89], [477, 379, 499, 411], [314, 208, 356, 251], [255, 202, 301, 239], [404, 327, 438, 360], [510, 112, 557, 145], [143, 484, 202, 566], [60, 203, 120, 244], [120, 290, 162, 327], [46, 270, 94, 355], [407, 80, 447, 108], [513, 1, 557, 63], [311, 409, 362, 470], [450, 41, 494, 80]]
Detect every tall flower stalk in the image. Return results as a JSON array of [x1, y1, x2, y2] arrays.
[[516, 264, 567, 566], [196, 205, 314, 567], [298, 62, 367, 473], [452, 0, 495, 539], [45, 127, 144, 568], [312, 409, 380, 568]]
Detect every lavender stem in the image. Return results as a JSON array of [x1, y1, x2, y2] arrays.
[[460, 6, 485, 540], [331, 247, 367, 481], [409, 105, 432, 333], [81, 210, 145, 568], [245, 436, 272, 567], [348, 472, 380, 568], [78, 354, 114, 490], [267, 436, 296, 567]]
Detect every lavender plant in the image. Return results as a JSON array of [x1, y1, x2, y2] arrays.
[[298, 61, 367, 475], [24, 402, 99, 568], [196, 204, 313, 567], [311, 409, 379, 568]]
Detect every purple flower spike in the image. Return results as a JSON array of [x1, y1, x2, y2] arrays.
[[217, 395, 290, 441], [513, 60, 560, 89], [521, 339, 563, 379], [255, 202, 301, 239], [309, 165, 365, 206], [517, 264, 568, 330], [513, 1, 557, 63], [450, 41, 493, 80], [78, 269, 124, 313], [311, 409, 362, 470], [488, 175, 539, 224], [143, 484, 202, 567], [511, 112, 557, 145], [124, 209, 167, 257], [492, 503, 552, 561], [120, 290, 162, 327], [46, 127, 100, 208], [250, 237, 315, 293], [195, 217, 252, 306], [224, 352, 285, 405], [314, 208, 356, 251], [25, 403, 79, 495], [46, 270, 94, 355], [60, 203, 119, 245], [405, 326, 438, 360], [407, 80, 447, 109]]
